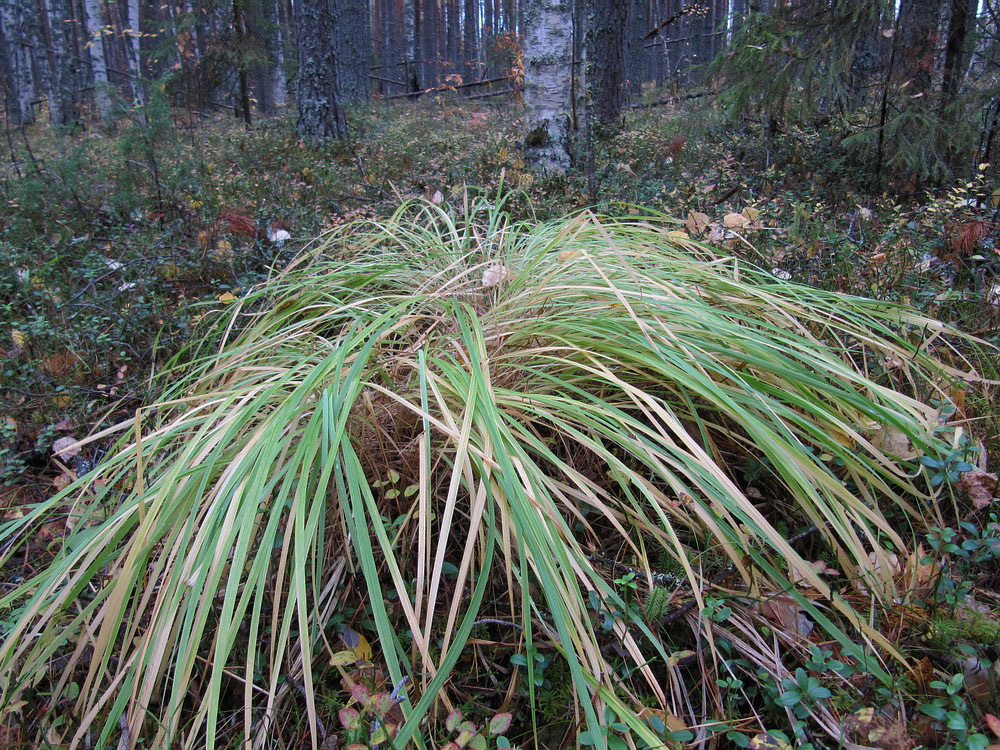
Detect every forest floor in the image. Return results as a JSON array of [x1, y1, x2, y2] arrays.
[[2, 95, 1000, 748]]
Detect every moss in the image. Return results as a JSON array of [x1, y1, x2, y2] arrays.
[[525, 125, 550, 148], [925, 609, 1000, 649]]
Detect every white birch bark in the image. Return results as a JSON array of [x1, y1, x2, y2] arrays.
[[126, 0, 145, 105], [523, 0, 574, 171], [82, 0, 111, 117]]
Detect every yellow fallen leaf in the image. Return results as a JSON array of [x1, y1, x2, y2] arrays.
[[11, 330, 28, 348], [330, 650, 358, 666], [217, 292, 237, 304]]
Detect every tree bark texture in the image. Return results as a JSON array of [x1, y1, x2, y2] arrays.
[[624, 0, 646, 98], [898, 0, 944, 98], [334, 0, 371, 102], [523, 0, 574, 172], [0, 0, 37, 125], [82, 0, 111, 117], [590, 0, 627, 133], [939, 0, 973, 113], [295, 0, 347, 141]]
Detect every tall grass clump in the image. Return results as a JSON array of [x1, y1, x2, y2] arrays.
[[0, 193, 980, 748]]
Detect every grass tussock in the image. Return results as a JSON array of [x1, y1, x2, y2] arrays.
[[0, 193, 985, 748]]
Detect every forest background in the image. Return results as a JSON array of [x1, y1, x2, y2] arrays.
[[2, 0, 1000, 749]]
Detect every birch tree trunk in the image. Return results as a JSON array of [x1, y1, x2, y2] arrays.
[[523, 0, 573, 172], [82, 0, 111, 117], [125, 0, 145, 105], [295, 0, 347, 141], [44, 0, 82, 126]]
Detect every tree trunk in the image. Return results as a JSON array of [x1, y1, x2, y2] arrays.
[[446, 0, 458, 75], [294, 0, 347, 141], [82, 0, 110, 117], [939, 0, 973, 113], [335, 0, 371, 102], [463, 0, 477, 77], [44, 0, 82, 126], [422, 0, 437, 85], [898, 0, 944, 99], [261, 0, 288, 109], [624, 0, 646, 99], [590, 0, 627, 134], [0, 0, 37, 125], [523, 0, 574, 172], [126, 0, 144, 105]]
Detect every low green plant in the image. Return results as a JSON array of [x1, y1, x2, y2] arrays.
[[0, 193, 987, 748], [918, 673, 992, 750]]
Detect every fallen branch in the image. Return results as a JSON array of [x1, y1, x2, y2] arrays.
[[465, 88, 519, 100], [626, 90, 713, 109], [381, 75, 513, 100]]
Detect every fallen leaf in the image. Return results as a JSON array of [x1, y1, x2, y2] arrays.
[[844, 709, 913, 750], [958, 470, 998, 510], [52, 436, 81, 459], [907, 657, 934, 692], [52, 472, 74, 492], [758, 595, 813, 637], [985, 713, 1000, 738], [217, 292, 237, 304], [724, 212, 748, 229], [481, 264, 513, 288], [749, 732, 792, 750], [867, 426, 919, 460], [684, 211, 711, 236]]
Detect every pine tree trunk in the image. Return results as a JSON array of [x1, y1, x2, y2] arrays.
[[523, 0, 573, 172], [463, 0, 477, 78], [590, 0, 627, 134], [295, 0, 347, 141], [624, 0, 646, 99], [899, 0, 944, 99], [939, 0, 972, 114], [334, 0, 370, 102], [261, 0, 288, 109], [422, 0, 437, 85], [446, 0, 458, 74]]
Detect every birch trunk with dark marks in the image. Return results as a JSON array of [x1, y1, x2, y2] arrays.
[[523, 0, 574, 172], [82, 0, 110, 117], [295, 0, 347, 141]]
